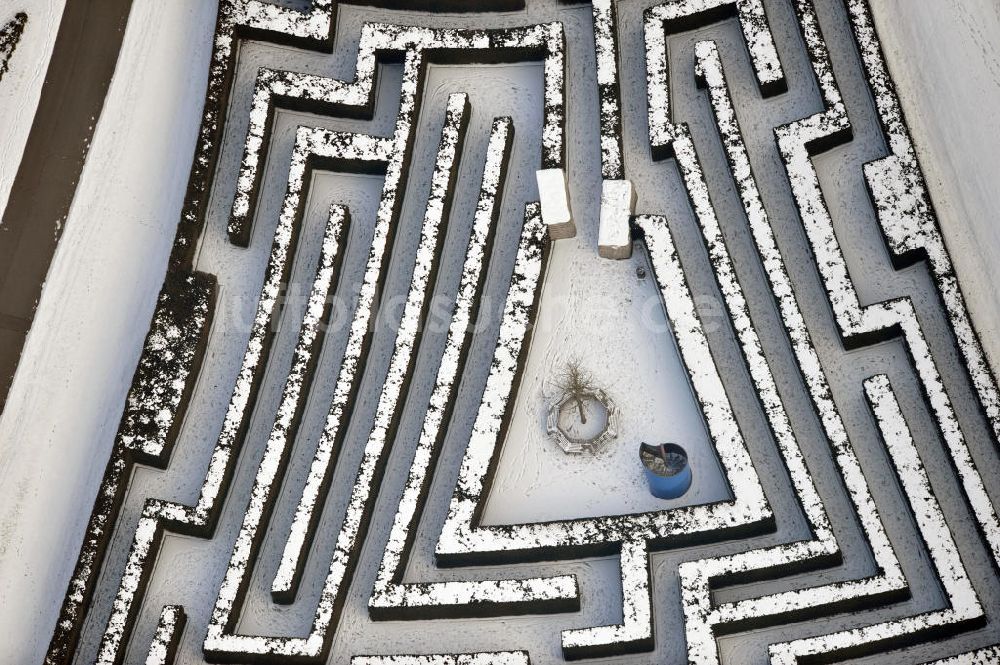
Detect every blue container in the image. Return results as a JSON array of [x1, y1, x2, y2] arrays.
[[640, 442, 692, 500]]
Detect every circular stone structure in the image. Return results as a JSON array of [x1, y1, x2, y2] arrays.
[[640, 442, 692, 499], [546, 388, 620, 454]]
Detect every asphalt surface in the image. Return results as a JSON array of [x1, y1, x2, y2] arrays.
[[0, 0, 134, 409]]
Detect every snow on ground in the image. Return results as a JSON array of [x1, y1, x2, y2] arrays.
[[0, 0, 65, 220], [0, 0, 217, 661], [481, 237, 729, 526]]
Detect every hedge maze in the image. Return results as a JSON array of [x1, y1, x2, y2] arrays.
[[47, 1, 1000, 663]]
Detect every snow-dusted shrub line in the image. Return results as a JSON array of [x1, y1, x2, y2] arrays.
[[46, 2, 562, 663], [643, 0, 783, 156], [663, 35, 903, 664], [44, 271, 215, 665], [768, 375, 981, 665], [165, 0, 336, 267], [268, 93, 470, 618], [0, 11, 26, 83], [227, 20, 566, 246], [765, 0, 1000, 658], [369, 121, 581, 622], [202, 203, 348, 660], [561, 538, 653, 660], [638, 1, 1000, 661], [119, 272, 218, 461], [49, 10, 566, 661], [591, 0, 624, 180], [783, 0, 1000, 566], [90, 124, 388, 665], [170, 0, 527, 264], [200, 93, 469, 662], [144, 606, 186, 665]]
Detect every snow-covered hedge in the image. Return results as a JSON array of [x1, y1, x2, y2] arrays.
[[0, 11, 26, 83]]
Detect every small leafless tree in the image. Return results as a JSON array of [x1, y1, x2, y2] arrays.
[[557, 360, 598, 424]]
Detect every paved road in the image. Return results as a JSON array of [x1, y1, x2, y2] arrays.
[[0, 0, 133, 409]]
